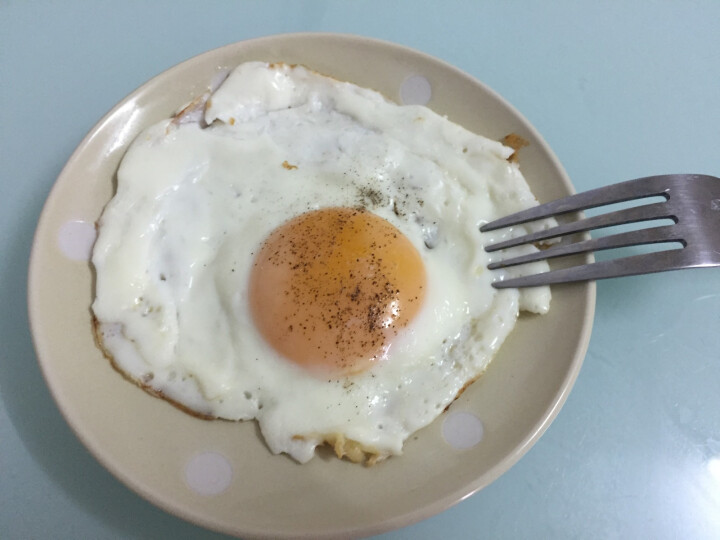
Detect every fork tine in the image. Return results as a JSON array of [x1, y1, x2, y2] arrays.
[[480, 175, 671, 232], [487, 224, 683, 269], [492, 249, 691, 288], [484, 201, 674, 252]]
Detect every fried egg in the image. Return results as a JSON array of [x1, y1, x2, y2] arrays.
[[91, 62, 552, 464]]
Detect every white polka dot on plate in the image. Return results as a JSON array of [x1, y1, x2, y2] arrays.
[[400, 75, 432, 105], [184, 452, 233, 496], [442, 411, 484, 449], [58, 220, 96, 261]]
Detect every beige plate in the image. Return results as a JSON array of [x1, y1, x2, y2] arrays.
[[28, 34, 595, 539]]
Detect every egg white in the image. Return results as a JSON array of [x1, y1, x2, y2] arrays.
[[92, 62, 551, 463]]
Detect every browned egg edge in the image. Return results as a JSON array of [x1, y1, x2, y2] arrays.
[[92, 311, 494, 467]]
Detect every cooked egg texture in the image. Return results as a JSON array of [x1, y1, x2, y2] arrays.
[[91, 62, 552, 463]]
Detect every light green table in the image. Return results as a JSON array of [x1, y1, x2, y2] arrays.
[[2, 2, 719, 538]]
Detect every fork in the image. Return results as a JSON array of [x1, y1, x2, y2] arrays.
[[480, 174, 720, 288]]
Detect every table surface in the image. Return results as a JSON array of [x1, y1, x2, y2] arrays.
[[2, 2, 719, 539]]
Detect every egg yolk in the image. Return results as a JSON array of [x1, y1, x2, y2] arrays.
[[249, 207, 427, 375]]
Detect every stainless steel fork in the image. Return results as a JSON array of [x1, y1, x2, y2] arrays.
[[481, 174, 720, 288]]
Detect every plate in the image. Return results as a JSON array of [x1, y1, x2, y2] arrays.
[[28, 33, 595, 539]]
